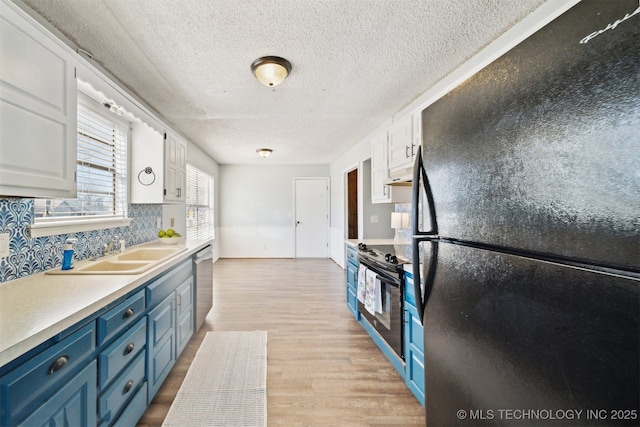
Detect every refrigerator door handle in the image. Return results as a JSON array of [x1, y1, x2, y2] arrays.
[[411, 145, 438, 236], [412, 145, 438, 324]]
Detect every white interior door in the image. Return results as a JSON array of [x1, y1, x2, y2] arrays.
[[295, 178, 329, 258]]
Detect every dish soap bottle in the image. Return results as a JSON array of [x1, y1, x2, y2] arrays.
[[61, 238, 77, 270]]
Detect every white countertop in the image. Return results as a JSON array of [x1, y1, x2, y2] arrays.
[[0, 239, 212, 368]]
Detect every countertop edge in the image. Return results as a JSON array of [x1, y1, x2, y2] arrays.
[[345, 238, 398, 246], [0, 239, 212, 368]]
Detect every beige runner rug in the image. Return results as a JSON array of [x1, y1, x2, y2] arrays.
[[162, 331, 267, 427]]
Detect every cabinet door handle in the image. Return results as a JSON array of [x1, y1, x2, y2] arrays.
[[123, 380, 134, 394], [405, 145, 411, 158], [48, 355, 69, 374], [411, 143, 416, 157], [124, 343, 135, 355], [123, 308, 134, 319]]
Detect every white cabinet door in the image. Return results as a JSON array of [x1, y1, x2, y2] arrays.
[[0, 0, 77, 198], [130, 123, 164, 203], [371, 131, 390, 203], [164, 131, 186, 203], [387, 115, 414, 173], [412, 110, 421, 161]]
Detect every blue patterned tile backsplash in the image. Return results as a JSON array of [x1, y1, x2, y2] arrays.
[[0, 199, 162, 283]]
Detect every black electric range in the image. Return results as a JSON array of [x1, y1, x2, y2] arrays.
[[355, 242, 408, 361], [356, 243, 408, 276]]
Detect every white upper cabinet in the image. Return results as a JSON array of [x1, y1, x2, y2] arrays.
[[371, 129, 411, 204], [371, 130, 391, 203], [387, 114, 415, 174], [0, 0, 77, 198], [130, 122, 164, 203], [164, 131, 187, 203]]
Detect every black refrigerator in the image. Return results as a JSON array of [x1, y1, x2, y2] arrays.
[[411, 1, 639, 426]]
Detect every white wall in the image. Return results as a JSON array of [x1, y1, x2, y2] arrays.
[[219, 164, 329, 258]]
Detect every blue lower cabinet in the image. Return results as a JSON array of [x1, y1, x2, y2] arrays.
[[404, 302, 425, 405], [404, 272, 425, 405], [147, 293, 176, 402], [345, 245, 359, 320], [176, 277, 194, 356], [0, 322, 96, 426], [1, 254, 198, 427], [17, 361, 97, 427]]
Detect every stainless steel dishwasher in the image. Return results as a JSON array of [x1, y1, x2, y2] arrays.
[[193, 245, 213, 331]]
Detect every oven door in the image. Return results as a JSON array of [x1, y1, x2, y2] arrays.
[[357, 261, 404, 360]]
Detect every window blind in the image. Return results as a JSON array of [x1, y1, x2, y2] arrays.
[[34, 96, 128, 219], [186, 164, 214, 240]]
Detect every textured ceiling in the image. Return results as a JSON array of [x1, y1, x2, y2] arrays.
[[21, 0, 544, 164]]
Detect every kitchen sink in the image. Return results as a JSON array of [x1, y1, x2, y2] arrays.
[[79, 260, 150, 272], [116, 248, 181, 261], [46, 246, 187, 275]]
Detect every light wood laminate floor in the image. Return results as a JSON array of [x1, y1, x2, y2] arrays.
[[137, 258, 425, 426]]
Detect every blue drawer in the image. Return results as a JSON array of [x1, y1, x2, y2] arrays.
[[97, 290, 145, 346], [99, 351, 146, 424], [112, 381, 148, 427], [0, 322, 95, 425], [99, 317, 147, 390], [146, 259, 192, 307], [346, 244, 358, 266], [346, 262, 358, 288]]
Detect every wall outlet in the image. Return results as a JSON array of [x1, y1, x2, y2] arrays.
[[157, 217, 162, 229], [171, 217, 175, 227], [370, 215, 379, 224], [0, 233, 9, 259]]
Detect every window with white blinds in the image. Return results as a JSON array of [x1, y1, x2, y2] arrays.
[[186, 164, 214, 240], [34, 95, 128, 221]]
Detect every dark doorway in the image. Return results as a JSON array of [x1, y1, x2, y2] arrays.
[[347, 168, 358, 239]]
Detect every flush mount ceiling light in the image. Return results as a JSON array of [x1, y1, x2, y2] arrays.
[[251, 56, 292, 87], [256, 148, 273, 158]]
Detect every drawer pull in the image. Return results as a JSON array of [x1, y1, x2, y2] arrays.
[[123, 380, 134, 394], [48, 355, 69, 374], [124, 343, 135, 355], [123, 308, 134, 319]]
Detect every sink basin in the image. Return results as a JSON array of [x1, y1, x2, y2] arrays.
[[46, 246, 187, 275], [79, 260, 150, 272], [117, 248, 181, 261]]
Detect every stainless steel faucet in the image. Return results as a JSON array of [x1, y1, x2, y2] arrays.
[[102, 235, 119, 256]]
